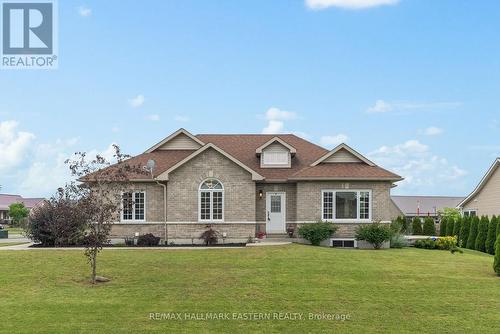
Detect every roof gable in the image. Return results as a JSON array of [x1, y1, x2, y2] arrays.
[[255, 137, 297, 155], [145, 129, 204, 153], [458, 158, 500, 208], [156, 143, 264, 181], [310, 143, 375, 167]]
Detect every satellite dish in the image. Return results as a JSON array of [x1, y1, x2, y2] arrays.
[[146, 159, 156, 171]]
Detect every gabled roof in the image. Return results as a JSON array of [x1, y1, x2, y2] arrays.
[[144, 128, 205, 153], [255, 137, 297, 155], [458, 158, 500, 208], [81, 129, 402, 183], [392, 196, 465, 216], [310, 143, 376, 167], [0, 194, 45, 211], [156, 143, 265, 181]]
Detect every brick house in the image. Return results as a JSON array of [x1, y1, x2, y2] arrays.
[[90, 129, 403, 246]]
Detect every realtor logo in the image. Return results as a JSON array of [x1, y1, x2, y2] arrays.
[[1, 0, 58, 69]]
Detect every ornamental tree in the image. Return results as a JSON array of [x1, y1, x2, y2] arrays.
[[485, 216, 498, 255], [460, 216, 471, 248], [466, 216, 479, 250], [475, 216, 490, 252], [66, 145, 147, 284], [440, 218, 448, 237], [494, 233, 500, 276], [423, 218, 436, 236], [412, 217, 423, 235]]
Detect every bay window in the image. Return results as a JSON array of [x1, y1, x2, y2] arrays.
[[321, 190, 371, 221]]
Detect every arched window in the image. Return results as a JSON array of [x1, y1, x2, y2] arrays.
[[199, 179, 224, 221]]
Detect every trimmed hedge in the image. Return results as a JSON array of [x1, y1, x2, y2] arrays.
[[466, 216, 479, 250], [460, 216, 471, 248], [412, 217, 423, 235], [485, 216, 497, 255], [355, 223, 391, 249], [423, 218, 436, 236]]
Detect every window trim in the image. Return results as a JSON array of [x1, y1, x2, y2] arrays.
[[463, 209, 477, 217], [121, 191, 146, 222], [321, 189, 372, 222], [198, 179, 224, 223]]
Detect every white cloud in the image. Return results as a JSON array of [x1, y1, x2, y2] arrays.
[[0, 120, 35, 172], [146, 114, 160, 121], [261, 107, 297, 134], [78, 6, 92, 17], [422, 126, 443, 136], [367, 100, 393, 113], [129, 94, 145, 108], [174, 115, 190, 122], [366, 100, 462, 114], [368, 140, 467, 193], [320, 134, 349, 147], [305, 0, 399, 10]]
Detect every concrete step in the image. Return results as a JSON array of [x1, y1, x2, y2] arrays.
[[266, 233, 289, 238]]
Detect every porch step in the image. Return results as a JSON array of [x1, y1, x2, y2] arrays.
[[266, 233, 289, 239]]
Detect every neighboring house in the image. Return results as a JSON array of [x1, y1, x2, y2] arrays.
[[458, 158, 500, 217], [87, 129, 403, 245], [392, 196, 465, 221], [0, 194, 44, 224]]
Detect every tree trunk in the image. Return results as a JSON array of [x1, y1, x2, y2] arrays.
[[91, 247, 97, 284]]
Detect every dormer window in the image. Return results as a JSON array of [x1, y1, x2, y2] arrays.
[[256, 137, 296, 169], [262, 149, 289, 166]]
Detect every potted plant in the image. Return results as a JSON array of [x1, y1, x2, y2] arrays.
[[286, 226, 295, 238]]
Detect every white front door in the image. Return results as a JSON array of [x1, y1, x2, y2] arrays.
[[266, 192, 286, 233]]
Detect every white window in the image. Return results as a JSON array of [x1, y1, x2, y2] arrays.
[[122, 191, 146, 221], [199, 179, 224, 222], [463, 210, 477, 217], [321, 190, 371, 221]]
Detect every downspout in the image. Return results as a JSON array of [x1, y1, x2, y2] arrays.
[[155, 180, 167, 244]]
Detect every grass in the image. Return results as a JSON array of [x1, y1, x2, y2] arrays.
[[0, 244, 498, 333]]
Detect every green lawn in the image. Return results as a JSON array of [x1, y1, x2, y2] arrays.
[[0, 245, 498, 333]]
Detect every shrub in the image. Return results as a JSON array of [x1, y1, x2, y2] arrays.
[[453, 217, 463, 245], [390, 218, 403, 234], [485, 216, 498, 255], [136, 233, 161, 246], [466, 216, 479, 250], [423, 218, 436, 236], [355, 223, 391, 250], [460, 216, 471, 248], [199, 225, 221, 246], [390, 233, 407, 248], [436, 236, 458, 250], [24, 190, 86, 247], [412, 217, 423, 235], [298, 222, 337, 246], [414, 238, 436, 249], [7, 203, 29, 227], [494, 234, 500, 276], [475, 216, 489, 252], [446, 219, 455, 236], [440, 218, 448, 237]]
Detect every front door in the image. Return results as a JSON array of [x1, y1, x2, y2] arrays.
[[266, 192, 286, 233]]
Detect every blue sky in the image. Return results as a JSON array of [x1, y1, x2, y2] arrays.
[[1, 0, 499, 197]]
